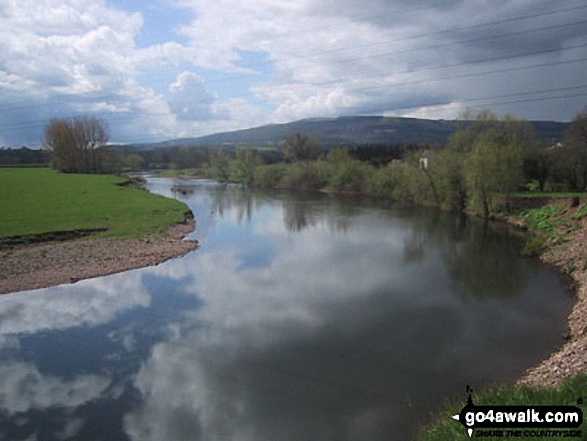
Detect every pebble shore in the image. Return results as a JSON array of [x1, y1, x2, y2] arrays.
[[0, 218, 198, 295], [518, 212, 587, 387]]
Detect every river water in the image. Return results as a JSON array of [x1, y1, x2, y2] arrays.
[[0, 178, 573, 440]]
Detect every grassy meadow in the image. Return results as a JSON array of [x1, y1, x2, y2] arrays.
[[0, 167, 188, 241]]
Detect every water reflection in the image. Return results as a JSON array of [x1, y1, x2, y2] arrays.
[[0, 179, 572, 441]]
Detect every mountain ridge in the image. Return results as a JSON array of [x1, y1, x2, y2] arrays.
[[130, 116, 569, 149]]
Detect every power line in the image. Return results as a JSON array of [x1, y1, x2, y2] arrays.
[[284, 19, 587, 69], [0, 26, 585, 117], [342, 56, 587, 96], [1, 5, 585, 113], [253, 42, 587, 95], [461, 84, 587, 104], [378, 90, 587, 117], [2, 81, 583, 143], [289, 4, 587, 61], [186, 0, 461, 48], [1, 3, 587, 142]]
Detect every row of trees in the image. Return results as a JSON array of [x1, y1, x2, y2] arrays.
[[0, 147, 49, 165], [244, 109, 587, 219], [42, 109, 587, 218]]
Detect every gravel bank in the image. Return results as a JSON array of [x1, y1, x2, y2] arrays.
[[517, 213, 587, 387], [0, 218, 198, 295]]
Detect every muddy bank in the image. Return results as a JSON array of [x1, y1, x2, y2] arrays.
[[0, 217, 198, 295], [517, 209, 587, 387]]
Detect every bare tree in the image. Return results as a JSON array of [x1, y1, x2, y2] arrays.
[[44, 116, 109, 173]]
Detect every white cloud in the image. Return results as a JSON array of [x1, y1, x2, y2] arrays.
[[0, 362, 110, 415], [147, 205, 429, 351], [171, 0, 587, 123], [168, 72, 218, 121], [0, 271, 151, 335], [1, 0, 586, 145]]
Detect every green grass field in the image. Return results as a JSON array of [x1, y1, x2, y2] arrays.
[[0, 168, 189, 240]]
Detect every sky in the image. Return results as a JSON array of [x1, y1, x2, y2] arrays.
[[0, 0, 586, 146]]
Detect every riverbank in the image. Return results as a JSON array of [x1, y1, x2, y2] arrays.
[[516, 201, 587, 387], [0, 215, 197, 295], [0, 168, 200, 294], [415, 199, 587, 440]]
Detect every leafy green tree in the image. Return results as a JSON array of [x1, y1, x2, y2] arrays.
[[553, 108, 587, 190], [327, 147, 351, 164], [464, 130, 523, 218], [380, 163, 432, 205], [124, 153, 145, 171], [566, 108, 587, 147], [282, 131, 323, 162], [501, 113, 538, 148], [254, 163, 288, 188], [430, 149, 467, 211], [281, 161, 330, 191], [325, 148, 368, 192], [233, 149, 262, 186], [523, 147, 551, 192], [210, 150, 232, 181], [366, 166, 398, 198], [444, 111, 531, 217], [451, 110, 536, 152]]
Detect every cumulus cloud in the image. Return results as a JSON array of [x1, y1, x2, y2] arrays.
[[0, 362, 110, 415], [0, 0, 145, 144], [168, 72, 220, 121], [1, 0, 586, 145], [171, 0, 587, 124], [0, 270, 151, 335]]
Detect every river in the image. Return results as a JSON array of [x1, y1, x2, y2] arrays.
[[0, 178, 573, 440]]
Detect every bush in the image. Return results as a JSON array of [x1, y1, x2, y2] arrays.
[[571, 202, 587, 220], [254, 163, 288, 188], [390, 165, 434, 205], [366, 167, 398, 197], [327, 160, 371, 192], [281, 161, 330, 191], [520, 204, 564, 234]]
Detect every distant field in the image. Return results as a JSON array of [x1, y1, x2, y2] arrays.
[[0, 168, 189, 240]]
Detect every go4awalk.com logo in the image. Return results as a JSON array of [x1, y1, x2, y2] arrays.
[[451, 387, 583, 438]]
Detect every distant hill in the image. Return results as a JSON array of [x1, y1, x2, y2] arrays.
[[131, 116, 568, 149]]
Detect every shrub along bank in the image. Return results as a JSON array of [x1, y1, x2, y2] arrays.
[[190, 109, 587, 222]]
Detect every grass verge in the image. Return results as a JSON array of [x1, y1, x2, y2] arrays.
[[0, 167, 189, 242], [419, 374, 587, 441], [517, 202, 577, 250]]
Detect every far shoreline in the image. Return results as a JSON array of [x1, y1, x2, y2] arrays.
[[0, 215, 198, 295]]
